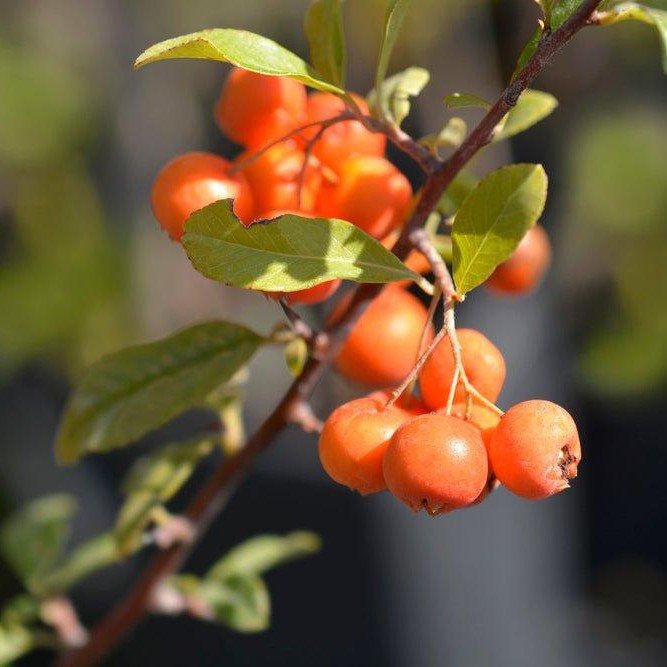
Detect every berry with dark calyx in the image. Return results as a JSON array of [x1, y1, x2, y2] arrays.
[[489, 400, 581, 500], [383, 413, 488, 514]]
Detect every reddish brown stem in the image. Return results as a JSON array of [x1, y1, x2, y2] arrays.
[[55, 3, 602, 664]]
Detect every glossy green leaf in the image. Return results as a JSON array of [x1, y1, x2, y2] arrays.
[[207, 532, 322, 581], [115, 438, 214, 554], [367, 67, 429, 126], [444, 92, 491, 110], [493, 89, 558, 140], [597, 3, 667, 72], [56, 322, 263, 463], [182, 200, 419, 291], [284, 337, 309, 377], [436, 170, 480, 217], [135, 29, 344, 95], [0, 623, 33, 665], [452, 164, 548, 294], [304, 0, 346, 87], [374, 0, 414, 117], [0, 495, 76, 595], [39, 533, 120, 594], [552, 0, 585, 28]]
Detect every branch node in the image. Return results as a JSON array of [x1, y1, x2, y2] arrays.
[[286, 400, 324, 434]]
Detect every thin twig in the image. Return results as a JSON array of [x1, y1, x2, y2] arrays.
[[408, 228, 459, 303], [55, 5, 602, 665], [279, 299, 314, 342]]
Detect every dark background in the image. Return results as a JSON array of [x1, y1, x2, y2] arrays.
[[1, 0, 666, 665]]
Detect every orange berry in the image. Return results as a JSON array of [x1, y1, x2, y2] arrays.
[[365, 389, 428, 418], [151, 152, 254, 239], [318, 397, 411, 495], [303, 93, 386, 170], [487, 225, 552, 295], [328, 286, 434, 387], [383, 413, 488, 514], [419, 328, 506, 410], [236, 143, 322, 217], [315, 155, 412, 239], [259, 210, 341, 305], [214, 68, 307, 149], [489, 400, 581, 500], [448, 402, 501, 451]]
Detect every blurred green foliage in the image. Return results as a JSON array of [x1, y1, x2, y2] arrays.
[[565, 111, 667, 398]]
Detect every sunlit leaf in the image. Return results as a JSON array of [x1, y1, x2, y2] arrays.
[[304, 0, 346, 87], [0, 623, 34, 665], [115, 438, 214, 554], [597, 3, 667, 72], [56, 322, 263, 463], [182, 200, 419, 291], [207, 532, 322, 581], [368, 66, 429, 126], [0, 495, 76, 595], [135, 29, 344, 95], [444, 92, 491, 110], [373, 0, 414, 117], [493, 89, 558, 140], [552, 0, 585, 27], [452, 164, 548, 294]]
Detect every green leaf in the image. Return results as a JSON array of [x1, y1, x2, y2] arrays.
[[304, 0, 346, 87], [182, 200, 419, 291], [115, 438, 214, 555], [367, 67, 430, 127], [552, 0, 585, 28], [39, 533, 120, 594], [284, 337, 308, 377], [435, 170, 480, 217], [512, 27, 542, 80], [444, 92, 491, 110], [0, 623, 34, 665], [452, 164, 548, 295], [597, 3, 667, 72], [0, 495, 76, 595], [134, 29, 344, 95], [374, 0, 414, 117], [1, 596, 40, 627], [207, 532, 321, 581], [56, 321, 263, 463], [493, 89, 558, 141], [172, 574, 271, 633]]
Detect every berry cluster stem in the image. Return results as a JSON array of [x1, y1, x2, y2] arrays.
[[56, 3, 602, 664]]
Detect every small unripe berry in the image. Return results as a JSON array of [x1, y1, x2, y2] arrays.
[[419, 329, 506, 410], [383, 413, 488, 514], [315, 155, 412, 239], [303, 93, 386, 170], [328, 286, 434, 388], [487, 225, 552, 296], [318, 397, 410, 495], [151, 152, 255, 239], [489, 400, 581, 499], [215, 68, 307, 149]]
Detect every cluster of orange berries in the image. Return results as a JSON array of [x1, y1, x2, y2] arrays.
[[150, 67, 551, 305], [320, 326, 581, 514], [151, 67, 419, 304]]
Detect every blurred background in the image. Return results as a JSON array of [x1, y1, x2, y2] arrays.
[[1, 0, 666, 665]]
